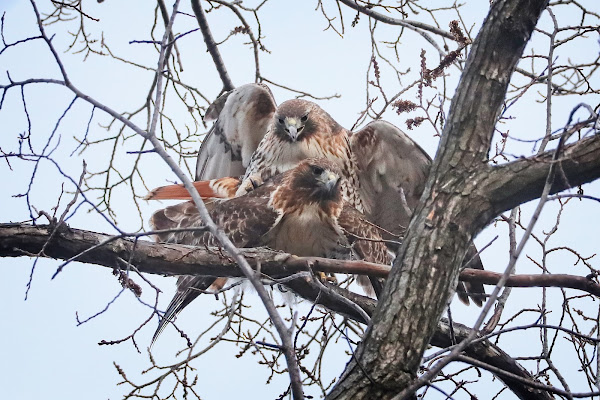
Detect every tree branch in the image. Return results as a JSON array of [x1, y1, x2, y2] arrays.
[[190, 0, 235, 91], [326, 1, 552, 399], [482, 133, 600, 221], [432, 320, 554, 400], [337, 0, 454, 40], [2, 223, 599, 297]]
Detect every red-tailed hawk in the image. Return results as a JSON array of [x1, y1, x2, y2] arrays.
[[150, 158, 389, 344], [148, 87, 485, 306]]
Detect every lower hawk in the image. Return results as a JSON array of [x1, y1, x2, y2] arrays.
[[149, 158, 390, 344]]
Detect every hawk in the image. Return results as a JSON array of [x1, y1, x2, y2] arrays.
[[147, 86, 485, 305], [150, 158, 390, 344]]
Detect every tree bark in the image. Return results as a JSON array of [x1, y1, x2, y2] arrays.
[[325, 1, 552, 399], [3, 223, 599, 298]]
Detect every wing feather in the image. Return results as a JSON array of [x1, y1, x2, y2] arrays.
[[350, 120, 431, 237], [196, 83, 276, 180], [350, 120, 485, 305], [339, 205, 392, 298], [150, 179, 280, 345]]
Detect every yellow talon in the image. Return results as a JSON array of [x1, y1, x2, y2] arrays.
[[317, 272, 337, 284]]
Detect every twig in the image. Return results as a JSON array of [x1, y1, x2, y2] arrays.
[[190, 0, 235, 91]]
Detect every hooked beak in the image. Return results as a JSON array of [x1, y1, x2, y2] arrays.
[[324, 173, 340, 194], [287, 125, 299, 141]]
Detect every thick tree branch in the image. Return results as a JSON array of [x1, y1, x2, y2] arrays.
[[481, 133, 600, 222], [432, 320, 554, 400], [2, 223, 598, 297], [326, 1, 551, 399], [0, 222, 387, 283]]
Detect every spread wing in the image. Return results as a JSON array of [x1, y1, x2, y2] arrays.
[[149, 180, 280, 345], [350, 120, 485, 306], [350, 120, 431, 238], [196, 83, 276, 180]]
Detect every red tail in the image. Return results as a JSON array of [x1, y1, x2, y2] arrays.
[[144, 177, 241, 200]]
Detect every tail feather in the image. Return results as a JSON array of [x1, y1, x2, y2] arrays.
[[457, 244, 486, 307], [151, 276, 228, 347], [356, 275, 384, 299], [145, 177, 241, 201]]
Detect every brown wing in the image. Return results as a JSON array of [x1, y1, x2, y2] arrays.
[[350, 120, 431, 238], [339, 204, 392, 298], [196, 83, 276, 180], [149, 179, 280, 345], [350, 120, 485, 306]]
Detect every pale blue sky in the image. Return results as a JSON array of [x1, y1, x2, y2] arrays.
[[1, 1, 599, 399]]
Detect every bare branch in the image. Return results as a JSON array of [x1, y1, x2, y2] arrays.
[[190, 0, 235, 91], [3, 223, 600, 298], [338, 0, 454, 41]]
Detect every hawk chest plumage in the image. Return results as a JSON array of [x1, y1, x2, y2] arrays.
[[265, 183, 351, 260], [242, 129, 364, 212]]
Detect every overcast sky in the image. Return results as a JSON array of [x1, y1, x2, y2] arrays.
[[1, 1, 599, 399]]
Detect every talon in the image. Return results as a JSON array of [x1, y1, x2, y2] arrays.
[[243, 181, 254, 194], [317, 272, 337, 284]]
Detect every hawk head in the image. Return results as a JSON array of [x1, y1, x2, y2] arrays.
[[273, 99, 342, 143], [291, 158, 342, 202], [272, 158, 344, 215]]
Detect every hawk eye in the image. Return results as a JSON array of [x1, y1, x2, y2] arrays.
[[278, 118, 285, 124], [311, 166, 324, 175], [300, 115, 308, 123]]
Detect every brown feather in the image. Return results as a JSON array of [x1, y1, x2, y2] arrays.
[[351, 120, 486, 305], [150, 158, 390, 344]]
